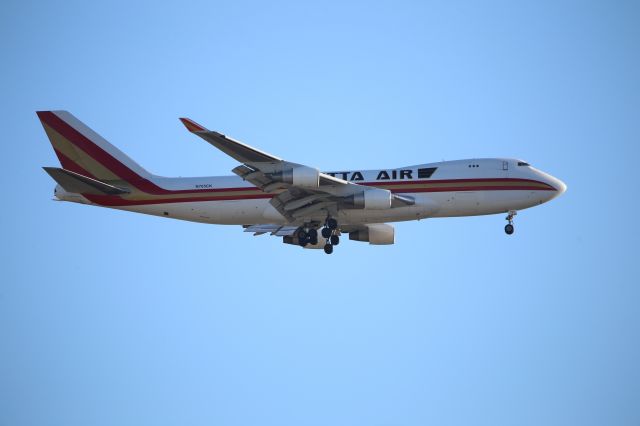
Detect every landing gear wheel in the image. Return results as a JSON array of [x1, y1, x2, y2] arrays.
[[504, 210, 517, 236], [321, 227, 332, 238], [297, 229, 309, 246], [327, 218, 338, 230], [323, 244, 334, 254], [330, 235, 340, 245], [306, 228, 318, 245]]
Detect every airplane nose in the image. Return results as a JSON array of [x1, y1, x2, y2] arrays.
[[556, 179, 567, 195], [548, 176, 567, 198]]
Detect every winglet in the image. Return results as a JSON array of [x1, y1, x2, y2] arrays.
[[179, 117, 208, 133]]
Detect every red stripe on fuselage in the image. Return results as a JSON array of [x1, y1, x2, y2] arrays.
[[361, 177, 554, 188], [82, 180, 555, 206], [84, 193, 274, 206], [397, 185, 553, 193]]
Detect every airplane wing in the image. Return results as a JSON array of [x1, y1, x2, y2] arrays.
[[179, 117, 414, 222]]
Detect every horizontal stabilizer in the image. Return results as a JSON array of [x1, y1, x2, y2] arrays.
[[43, 167, 130, 195]]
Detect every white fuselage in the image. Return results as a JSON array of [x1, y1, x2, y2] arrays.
[[56, 158, 566, 226]]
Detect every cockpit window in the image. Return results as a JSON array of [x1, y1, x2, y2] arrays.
[[517, 162, 530, 166]]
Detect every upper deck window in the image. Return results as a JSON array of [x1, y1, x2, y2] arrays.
[[517, 162, 530, 166]]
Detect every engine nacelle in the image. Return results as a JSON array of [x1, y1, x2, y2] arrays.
[[349, 224, 395, 245], [345, 189, 392, 210], [272, 166, 320, 188]]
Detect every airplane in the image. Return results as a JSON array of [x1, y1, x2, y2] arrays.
[[38, 110, 567, 254]]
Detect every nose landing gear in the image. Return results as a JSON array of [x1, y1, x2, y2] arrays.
[[504, 210, 517, 235]]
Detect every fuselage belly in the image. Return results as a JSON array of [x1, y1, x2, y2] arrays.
[[114, 187, 556, 226]]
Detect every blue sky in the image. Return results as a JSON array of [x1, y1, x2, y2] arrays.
[[1, 1, 639, 425]]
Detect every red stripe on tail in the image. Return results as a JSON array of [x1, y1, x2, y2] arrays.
[[53, 149, 96, 179], [37, 111, 170, 194]]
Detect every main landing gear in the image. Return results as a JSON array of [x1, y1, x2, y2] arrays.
[[297, 228, 318, 246], [323, 217, 339, 255], [296, 217, 340, 254], [505, 210, 517, 235]]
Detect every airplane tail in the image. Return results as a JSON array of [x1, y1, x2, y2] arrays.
[[37, 110, 154, 183]]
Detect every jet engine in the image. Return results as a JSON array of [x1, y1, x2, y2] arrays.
[[349, 224, 395, 245], [344, 188, 392, 210], [271, 166, 320, 188]]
